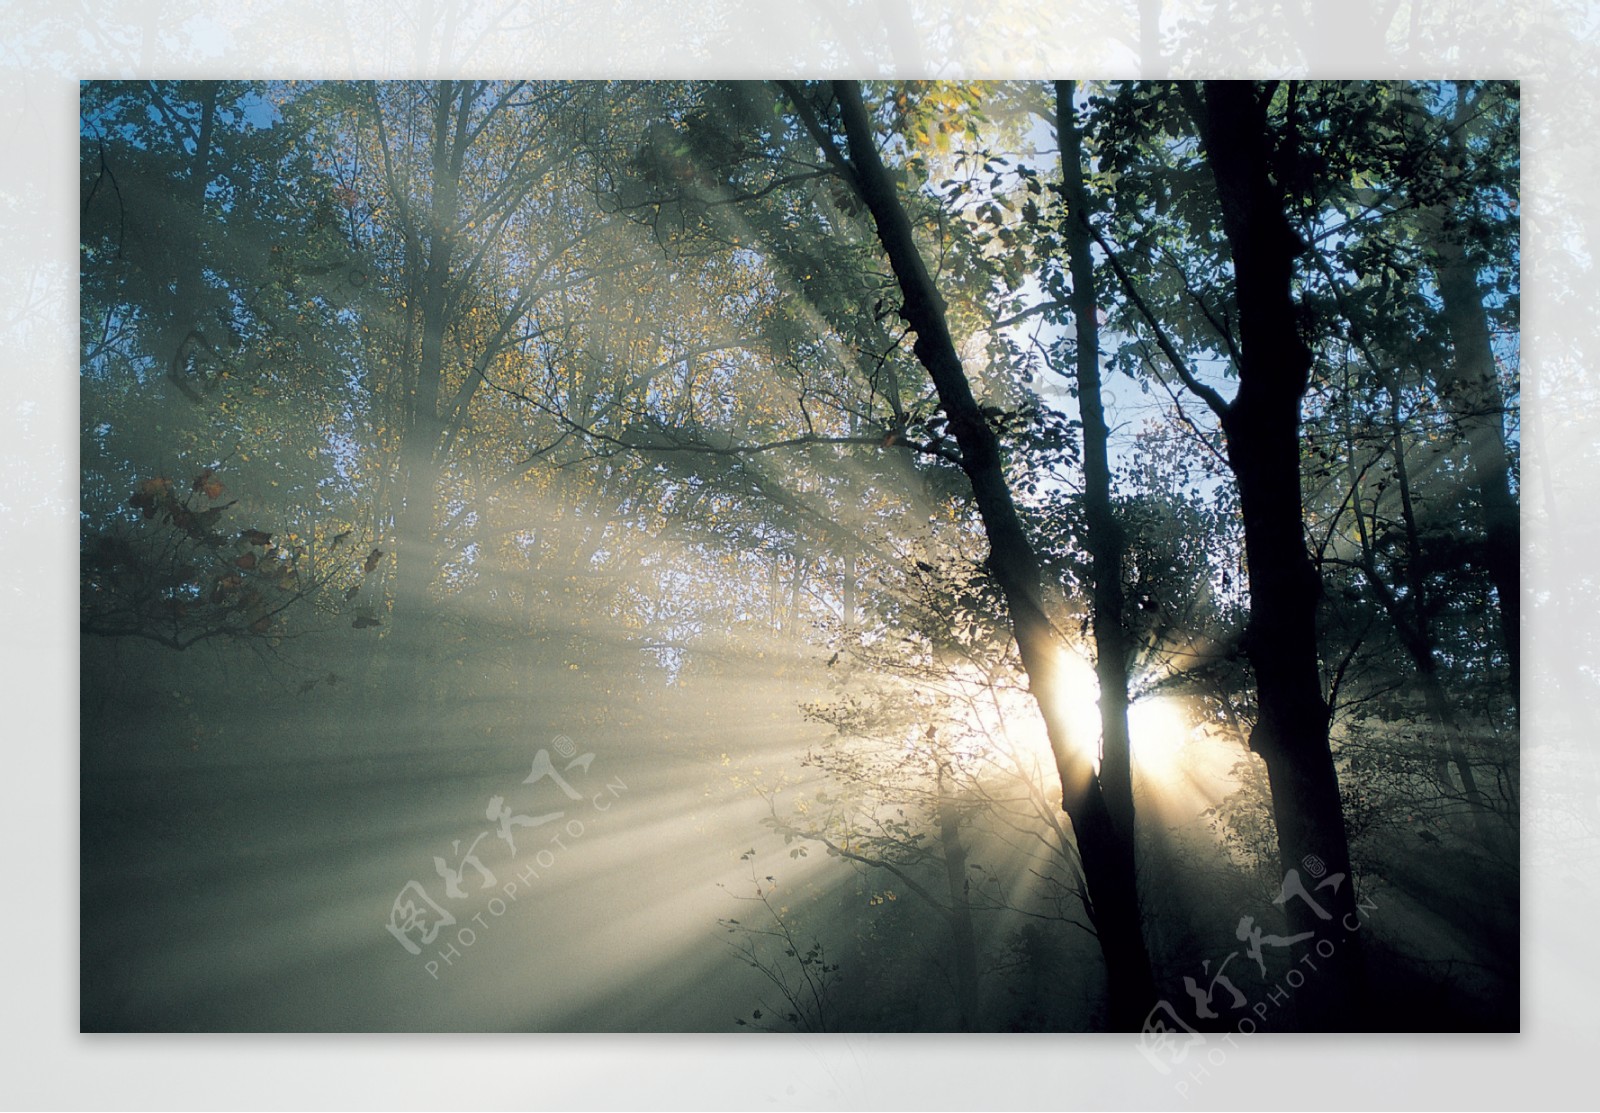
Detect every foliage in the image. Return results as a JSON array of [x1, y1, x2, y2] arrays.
[[79, 79, 1521, 1033], [719, 853, 842, 1032]]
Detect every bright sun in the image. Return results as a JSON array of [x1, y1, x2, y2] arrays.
[[1128, 696, 1194, 782], [1047, 648, 1194, 783]]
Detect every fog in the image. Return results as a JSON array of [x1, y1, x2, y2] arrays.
[[80, 79, 1519, 1033]]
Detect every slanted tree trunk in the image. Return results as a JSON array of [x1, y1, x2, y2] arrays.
[[794, 79, 1159, 1031]]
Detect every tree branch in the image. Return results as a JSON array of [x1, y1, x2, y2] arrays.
[[1091, 225, 1230, 418]]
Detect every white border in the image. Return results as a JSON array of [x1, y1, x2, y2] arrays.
[[8, 2, 1595, 1108]]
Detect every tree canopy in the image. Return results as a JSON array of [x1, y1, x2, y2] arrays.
[[81, 79, 1519, 1035]]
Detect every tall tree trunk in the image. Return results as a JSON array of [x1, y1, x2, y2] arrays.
[[1379, 370, 1492, 818], [841, 549, 857, 633], [1425, 218, 1519, 682], [391, 81, 465, 693], [1397, 82, 1520, 684], [788, 556, 808, 641], [937, 791, 981, 1031], [806, 80, 1158, 1031], [162, 81, 220, 403], [1184, 80, 1364, 1026], [1057, 81, 1138, 846]]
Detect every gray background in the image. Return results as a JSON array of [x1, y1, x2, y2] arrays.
[[7, 1, 1593, 1107]]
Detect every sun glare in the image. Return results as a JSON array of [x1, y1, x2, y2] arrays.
[[1048, 648, 1195, 782], [1056, 648, 1104, 764], [1128, 696, 1194, 782]]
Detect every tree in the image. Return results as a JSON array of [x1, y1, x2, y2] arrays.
[[81, 81, 370, 653], [780, 79, 1159, 1030], [1079, 81, 1381, 1020], [1174, 81, 1367, 1020], [79, 79, 1521, 1036], [1400, 82, 1520, 680], [1054, 79, 1141, 858]]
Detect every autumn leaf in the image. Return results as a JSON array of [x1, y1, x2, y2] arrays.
[[250, 616, 272, 634], [192, 507, 223, 534], [240, 529, 273, 547], [352, 615, 381, 629], [128, 480, 168, 518], [363, 548, 385, 574], [235, 552, 258, 570]]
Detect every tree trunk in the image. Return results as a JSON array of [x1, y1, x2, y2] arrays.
[[390, 81, 464, 693], [821, 80, 1158, 1031], [1426, 216, 1519, 682], [162, 81, 220, 403], [1058, 81, 1138, 845], [1186, 80, 1364, 1026], [1379, 371, 1492, 819], [1394, 82, 1519, 684], [937, 793, 981, 1031]]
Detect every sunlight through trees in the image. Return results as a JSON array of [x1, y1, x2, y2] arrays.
[[81, 79, 1519, 1034]]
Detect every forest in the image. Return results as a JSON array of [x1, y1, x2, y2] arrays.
[[79, 79, 1519, 1035]]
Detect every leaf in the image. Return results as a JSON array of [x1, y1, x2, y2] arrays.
[[352, 615, 382, 629], [235, 552, 258, 570], [344, 584, 360, 600], [240, 529, 273, 547], [363, 548, 385, 574], [128, 485, 162, 518]]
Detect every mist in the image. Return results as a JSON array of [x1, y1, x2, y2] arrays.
[[80, 79, 1519, 1034]]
